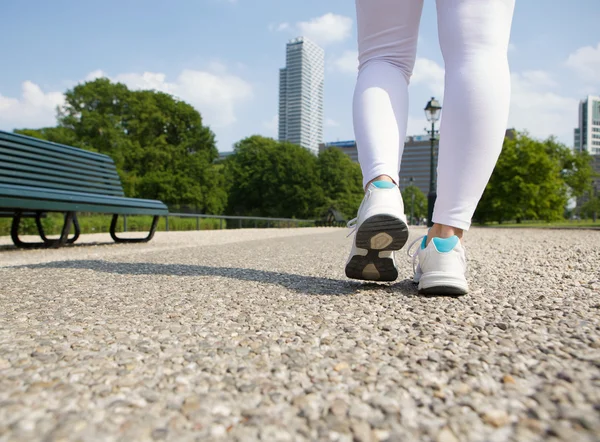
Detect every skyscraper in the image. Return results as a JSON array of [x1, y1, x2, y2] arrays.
[[574, 95, 600, 155], [278, 37, 324, 154]]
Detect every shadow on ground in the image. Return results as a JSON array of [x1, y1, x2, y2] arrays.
[[17, 260, 424, 297], [0, 241, 116, 252]]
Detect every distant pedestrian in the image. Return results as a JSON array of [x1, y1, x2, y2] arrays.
[[345, 0, 515, 295]]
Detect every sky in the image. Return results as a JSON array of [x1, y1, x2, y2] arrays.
[[0, 0, 599, 152]]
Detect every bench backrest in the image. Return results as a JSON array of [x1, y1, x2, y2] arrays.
[[0, 130, 125, 197]]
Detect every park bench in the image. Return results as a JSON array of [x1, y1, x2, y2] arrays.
[[315, 207, 347, 227], [0, 130, 168, 248]]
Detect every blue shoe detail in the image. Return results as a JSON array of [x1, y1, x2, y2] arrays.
[[432, 236, 459, 253], [372, 181, 396, 189], [420, 236, 427, 249]]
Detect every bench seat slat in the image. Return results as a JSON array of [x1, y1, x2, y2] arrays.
[[0, 131, 114, 163], [0, 143, 116, 174], [0, 196, 167, 216], [0, 185, 167, 213], [0, 153, 121, 182], [0, 177, 124, 196], [1, 130, 167, 223], [0, 184, 162, 207], [0, 168, 123, 193]]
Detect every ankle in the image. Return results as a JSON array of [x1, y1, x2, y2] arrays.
[[427, 224, 463, 245], [366, 175, 395, 191]]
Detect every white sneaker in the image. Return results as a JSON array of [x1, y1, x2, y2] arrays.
[[345, 181, 409, 281], [408, 235, 468, 295]]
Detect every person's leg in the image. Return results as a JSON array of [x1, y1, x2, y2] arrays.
[[346, 0, 423, 282], [353, 0, 424, 189], [414, 0, 515, 295], [430, 0, 515, 241]]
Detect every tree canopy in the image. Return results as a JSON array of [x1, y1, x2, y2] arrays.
[[401, 185, 427, 223], [16, 78, 225, 213], [224, 138, 365, 219], [474, 133, 594, 224], [12, 80, 597, 224]]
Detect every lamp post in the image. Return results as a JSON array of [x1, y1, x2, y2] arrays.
[[424, 97, 442, 227], [409, 176, 415, 225]]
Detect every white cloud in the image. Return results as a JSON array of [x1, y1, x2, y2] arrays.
[[296, 13, 353, 46], [405, 59, 575, 143], [508, 70, 578, 142], [520, 70, 557, 88], [411, 58, 445, 97], [0, 66, 253, 134], [263, 115, 278, 136], [325, 118, 339, 127], [268, 22, 290, 32], [331, 50, 358, 74], [85, 70, 107, 82], [566, 42, 600, 85], [406, 115, 429, 137], [110, 69, 253, 128], [0, 81, 64, 130]]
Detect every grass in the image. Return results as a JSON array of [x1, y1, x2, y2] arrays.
[[0, 213, 224, 237], [0, 213, 316, 237], [476, 219, 600, 229]]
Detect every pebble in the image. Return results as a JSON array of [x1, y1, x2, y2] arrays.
[[482, 409, 510, 428], [437, 427, 460, 442], [0, 228, 598, 441]]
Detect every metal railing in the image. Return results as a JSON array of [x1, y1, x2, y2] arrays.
[[123, 213, 317, 232]]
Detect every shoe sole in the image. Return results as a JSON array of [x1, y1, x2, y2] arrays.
[[418, 273, 468, 296], [345, 214, 409, 282]]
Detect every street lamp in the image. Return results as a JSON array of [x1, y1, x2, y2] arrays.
[[409, 176, 415, 225], [424, 97, 441, 227]]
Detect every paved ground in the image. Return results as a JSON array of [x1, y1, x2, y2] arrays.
[[0, 227, 599, 442]]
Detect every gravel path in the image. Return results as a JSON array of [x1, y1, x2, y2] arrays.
[[0, 227, 599, 442]]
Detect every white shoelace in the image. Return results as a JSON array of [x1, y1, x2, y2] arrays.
[[407, 234, 426, 275], [346, 217, 358, 238]]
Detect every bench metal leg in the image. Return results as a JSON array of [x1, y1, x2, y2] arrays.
[[110, 214, 159, 243], [35, 212, 81, 245], [11, 211, 76, 249]]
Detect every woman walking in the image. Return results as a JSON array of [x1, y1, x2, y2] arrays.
[[345, 0, 515, 295]]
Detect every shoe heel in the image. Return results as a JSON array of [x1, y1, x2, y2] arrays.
[[355, 215, 409, 251], [418, 273, 468, 296]]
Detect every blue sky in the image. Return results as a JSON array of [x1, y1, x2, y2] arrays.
[[0, 0, 599, 152]]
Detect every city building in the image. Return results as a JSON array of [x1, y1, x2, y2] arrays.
[[318, 141, 359, 163], [320, 129, 517, 195], [215, 151, 234, 163], [574, 95, 600, 155], [278, 37, 324, 154], [319, 136, 435, 195]]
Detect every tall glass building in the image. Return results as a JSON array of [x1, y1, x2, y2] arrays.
[[574, 95, 600, 155], [278, 37, 324, 154]]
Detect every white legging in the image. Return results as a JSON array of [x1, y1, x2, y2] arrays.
[[354, 0, 515, 230]]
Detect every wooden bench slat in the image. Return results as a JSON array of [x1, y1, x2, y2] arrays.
[[0, 143, 116, 174], [0, 161, 123, 189], [0, 178, 124, 197], [0, 131, 114, 163], [0, 184, 165, 208], [0, 196, 167, 216], [0, 170, 124, 194], [1, 130, 167, 246], [0, 153, 121, 182]]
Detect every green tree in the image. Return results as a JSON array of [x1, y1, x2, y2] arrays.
[[475, 133, 591, 224], [16, 78, 225, 213], [14, 126, 80, 147], [580, 189, 600, 221], [225, 136, 324, 218], [401, 185, 427, 223], [317, 148, 363, 218]]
